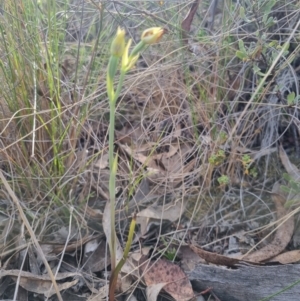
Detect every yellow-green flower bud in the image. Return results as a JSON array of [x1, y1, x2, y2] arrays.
[[141, 27, 165, 45], [121, 39, 132, 71], [110, 27, 125, 57], [122, 39, 139, 72], [126, 54, 139, 72]]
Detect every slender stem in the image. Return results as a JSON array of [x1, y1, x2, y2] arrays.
[[108, 99, 116, 272], [109, 214, 136, 299], [108, 69, 126, 272], [115, 70, 126, 101]]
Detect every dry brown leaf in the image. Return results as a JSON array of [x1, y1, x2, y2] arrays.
[[2, 270, 80, 297], [162, 144, 190, 173], [152, 143, 179, 160], [178, 246, 206, 272], [146, 282, 167, 301], [119, 144, 163, 174], [115, 124, 146, 145], [268, 250, 300, 264], [94, 153, 109, 169], [241, 183, 294, 262], [136, 199, 185, 235], [141, 259, 194, 301], [83, 205, 103, 219], [73, 149, 89, 169], [190, 184, 294, 265], [83, 239, 109, 273], [189, 243, 242, 267], [119, 142, 190, 173], [129, 178, 150, 206], [130, 247, 152, 263], [278, 144, 300, 205], [119, 141, 195, 189], [279, 145, 300, 179], [120, 253, 139, 278], [49, 234, 96, 254], [181, 0, 200, 46], [87, 284, 109, 301]]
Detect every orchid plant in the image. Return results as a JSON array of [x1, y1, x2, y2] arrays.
[[105, 27, 164, 300]]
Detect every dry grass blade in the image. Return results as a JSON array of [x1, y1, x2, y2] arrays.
[[228, 17, 300, 142], [0, 171, 63, 301]]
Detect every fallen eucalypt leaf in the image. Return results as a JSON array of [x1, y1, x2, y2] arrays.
[[104, 26, 165, 301], [141, 258, 194, 301]]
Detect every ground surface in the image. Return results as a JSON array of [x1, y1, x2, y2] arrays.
[[0, 1, 300, 300]]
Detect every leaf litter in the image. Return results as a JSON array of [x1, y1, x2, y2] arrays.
[[1, 269, 81, 298], [1, 1, 300, 300], [188, 181, 295, 266], [140, 258, 194, 301]]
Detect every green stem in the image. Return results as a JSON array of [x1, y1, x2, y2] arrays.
[[109, 215, 136, 300], [130, 40, 146, 58], [108, 99, 116, 272], [108, 69, 126, 272], [115, 70, 126, 102]]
